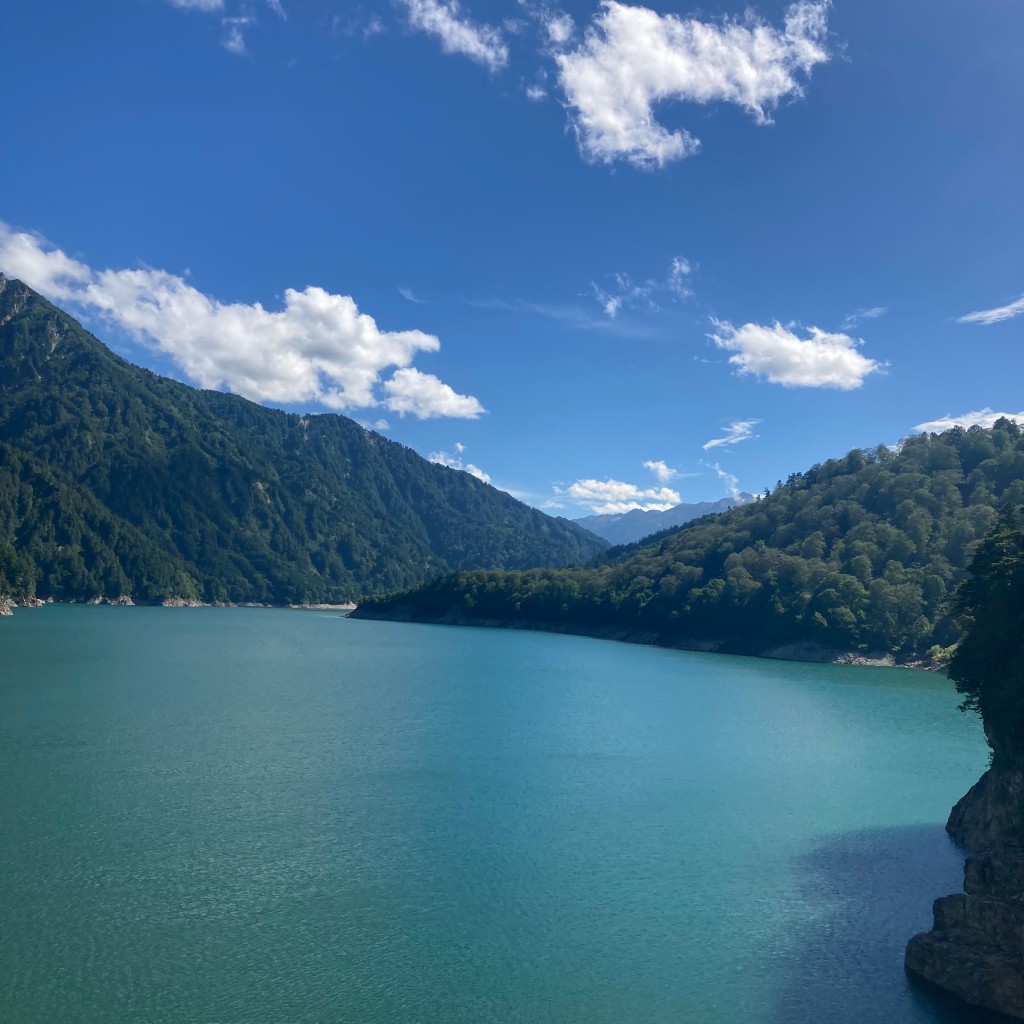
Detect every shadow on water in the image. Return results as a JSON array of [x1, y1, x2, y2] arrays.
[[770, 824, 1015, 1024]]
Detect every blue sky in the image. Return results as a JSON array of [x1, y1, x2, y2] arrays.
[[1, 0, 1021, 514]]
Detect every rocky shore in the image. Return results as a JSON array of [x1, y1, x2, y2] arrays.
[[905, 768, 1024, 1019], [0, 596, 357, 615]]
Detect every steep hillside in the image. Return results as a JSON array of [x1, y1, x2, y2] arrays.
[[0, 275, 604, 604], [355, 422, 1024, 660]]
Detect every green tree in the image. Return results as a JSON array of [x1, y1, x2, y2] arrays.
[[949, 506, 1024, 768]]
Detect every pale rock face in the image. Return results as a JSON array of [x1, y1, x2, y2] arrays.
[[905, 769, 1024, 1020]]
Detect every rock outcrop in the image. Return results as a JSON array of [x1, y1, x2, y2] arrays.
[[906, 768, 1024, 1019], [0, 596, 12, 617]]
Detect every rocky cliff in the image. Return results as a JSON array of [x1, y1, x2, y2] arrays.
[[905, 768, 1024, 1019]]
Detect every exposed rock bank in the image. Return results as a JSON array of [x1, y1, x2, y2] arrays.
[[906, 768, 1024, 1019]]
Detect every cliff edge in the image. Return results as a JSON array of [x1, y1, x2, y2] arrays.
[[905, 768, 1024, 1019]]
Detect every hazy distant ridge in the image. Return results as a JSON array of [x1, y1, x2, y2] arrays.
[[577, 494, 755, 545]]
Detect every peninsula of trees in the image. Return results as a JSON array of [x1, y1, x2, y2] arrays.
[[356, 420, 1024, 661]]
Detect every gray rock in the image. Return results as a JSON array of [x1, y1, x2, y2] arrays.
[[906, 768, 1024, 1019]]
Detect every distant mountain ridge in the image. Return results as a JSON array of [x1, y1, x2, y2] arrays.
[[577, 493, 755, 545], [0, 275, 605, 605]]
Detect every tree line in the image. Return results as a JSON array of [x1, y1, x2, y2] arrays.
[[357, 420, 1024, 661]]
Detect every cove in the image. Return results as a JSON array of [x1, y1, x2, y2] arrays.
[[0, 606, 996, 1023]]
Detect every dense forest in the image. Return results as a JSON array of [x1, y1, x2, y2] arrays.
[[356, 420, 1024, 660], [948, 505, 1024, 767], [0, 275, 605, 605]]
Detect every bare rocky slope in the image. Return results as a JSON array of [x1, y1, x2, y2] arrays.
[[906, 769, 1024, 1019]]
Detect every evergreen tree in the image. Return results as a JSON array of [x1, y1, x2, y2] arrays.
[[948, 506, 1024, 768]]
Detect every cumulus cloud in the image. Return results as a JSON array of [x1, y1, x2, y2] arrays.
[[840, 305, 886, 330], [400, 0, 509, 71], [0, 222, 484, 419], [557, 477, 681, 514], [429, 442, 492, 482], [642, 459, 677, 483], [382, 368, 485, 419], [702, 418, 761, 450], [710, 320, 881, 389], [958, 294, 1024, 326], [914, 409, 1024, 433], [556, 0, 831, 168]]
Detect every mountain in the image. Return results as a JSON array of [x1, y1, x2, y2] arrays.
[[0, 275, 605, 605], [576, 494, 755, 546], [354, 421, 1024, 661]]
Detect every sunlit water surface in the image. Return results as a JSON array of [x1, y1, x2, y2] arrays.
[[0, 607, 995, 1023]]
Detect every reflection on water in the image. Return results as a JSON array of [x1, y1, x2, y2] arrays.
[[776, 825, 1009, 1024]]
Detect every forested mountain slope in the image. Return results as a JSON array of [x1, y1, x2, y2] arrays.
[[0, 275, 604, 604], [355, 421, 1024, 660]]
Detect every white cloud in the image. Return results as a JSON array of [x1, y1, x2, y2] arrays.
[[544, 11, 575, 45], [526, 83, 548, 101], [400, 0, 509, 71], [0, 222, 484, 419], [914, 409, 1024, 433], [592, 284, 623, 318], [266, 0, 286, 18], [169, 0, 224, 10], [667, 256, 692, 297], [642, 459, 676, 483], [710, 320, 881, 389], [591, 255, 694, 318], [840, 305, 886, 330], [398, 286, 427, 303], [468, 296, 659, 338], [0, 225, 92, 295], [702, 418, 761, 450], [958, 294, 1024, 326], [222, 16, 253, 54], [557, 477, 681, 514], [556, 0, 831, 168], [709, 462, 741, 499], [359, 418, 391, 431], [383, 367, 485, 419], [429, 443, 491, 482]]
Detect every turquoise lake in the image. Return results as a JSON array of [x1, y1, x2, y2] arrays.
[[0, 606, 997, 1023]]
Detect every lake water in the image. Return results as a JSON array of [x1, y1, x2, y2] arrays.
[[0, 606, 996, 1024]]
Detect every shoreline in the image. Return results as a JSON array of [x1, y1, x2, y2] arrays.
[[0, 596, 357, 614], [350, 608, 944, 673], [3, 596, 943, 672]]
